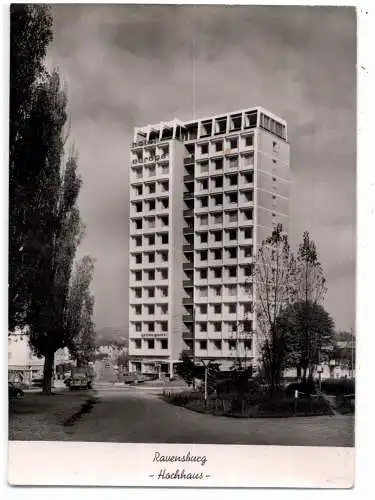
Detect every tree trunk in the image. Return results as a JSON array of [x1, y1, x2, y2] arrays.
[[42, 348, 55, 395]]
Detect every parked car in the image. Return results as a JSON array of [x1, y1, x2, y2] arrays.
[[8, 381, 24, 399]]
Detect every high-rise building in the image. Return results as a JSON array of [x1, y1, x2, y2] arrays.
[[128, 107, 290, 377]]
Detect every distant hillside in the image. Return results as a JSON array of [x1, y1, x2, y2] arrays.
[[95, 326, 128, 347]]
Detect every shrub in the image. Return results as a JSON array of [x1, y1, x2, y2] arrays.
[[284, 381, 317, 398], [321, 378, 355, 396], [258, 396, 333, 417]]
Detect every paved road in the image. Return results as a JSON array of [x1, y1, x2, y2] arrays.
[[60, 386, 354, 447]]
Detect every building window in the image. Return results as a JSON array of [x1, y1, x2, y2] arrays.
[[201, 144, 209, 155], [135, 219, 142, 230], [230, 138, 238, 149], [212, 285, 222, 296], [228, 229, 237, 240], [160, 269, 168, 280], [200, 196, 208, 208], [160, 215, 169, 227], [148, 288, 155, 298], [135, 271, 142, 281], [215, 141, 223, 152], [244, 246, 253, 258], [135, 322, 142, 332], [135, 305, 142, 315], [213, 322, 221, 332], [244, 172, 253, 184], [199, 269, 207, 279], [228, 247, 237, 259], [244, 339, 252, 351], [135, 236, 142, 247], [213, 231, 222, 242], [146, 234, 155, 246], [200, 340, 207, 350], [160, 287, 168, 297], [134, 339, 141, 349], [245, 135, 253, 147], [228, 266, 237, 278], [200, 232, 208, 244], [200, 215, 208, 226], [227, 285, 237, 296], [200, 322, 207, 332], [228, 192, 238, 204], [134, 288, 142, 298], [214, 268, 222, 279], [148, 270, 155, 280], [213, 248, 222, 260], [160, 304, 168, 314], [228, 340, 237, 350], [228, 304, 236, 314], [200, 250, 208, 261], [200, 304, 207, 314], [212, 213, 223, 225], [214, 304, 221, 314], [214, 158, 223, 170], [213, 340, 222, 350], [147, 217, 155, 229], [243, 153, 254, 167], [244, 228, 253, 239], [214, 176, 223, 188], [228, 174, 238, 186], [161, 233, 169, 245], [161, 321, 168, 332], [147, 183, 156, 194], [200, 161, 209, 174], [160, 181, 169, 192], [160, 251, 168, 262], [161, 198, 169, 209], [161, 339, 168, 350], [244, 265, 253, 277], [147, 304, 155, 314], [213, 194, 223, 206], [229, 156, 238, 169], [243, 208, 253, 220], [135, 253, 142, 264], [148, 339, 155, 349]]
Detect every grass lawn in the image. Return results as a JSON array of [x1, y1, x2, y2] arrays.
[[9, 390, 97, 441]]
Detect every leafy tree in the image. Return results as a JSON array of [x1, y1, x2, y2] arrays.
[[9, 4, 53, 330], [26, 78, 83, 393], [116, 352, 129, 369], [291, 232, 329, 381], [276, 301, 335, 380], [252, 224, 296, 393], [66, 256, 96, 367]]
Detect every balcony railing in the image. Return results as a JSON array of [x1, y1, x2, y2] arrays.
[[183, 331, 194, 340], [183, 244, 193, 252], [183, 314, 193, 322], [184, 174, 195, 182], [183, 262, 193, 270], [183, 209, 194, 218], [183, 226, 194, 235], [181, 349, 194, 358], [183, 280, 193, 287], [184, 156, 195, 164], [183, 192, 194, 200], [182, 296, 193, 305]]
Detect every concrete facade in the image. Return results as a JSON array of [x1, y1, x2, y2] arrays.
[[128, 107, 290, 375]]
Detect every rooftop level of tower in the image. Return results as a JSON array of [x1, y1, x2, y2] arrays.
[[132, 106, 288, 146]]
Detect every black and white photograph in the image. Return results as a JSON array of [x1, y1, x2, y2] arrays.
[[7, 2, 357, 488]]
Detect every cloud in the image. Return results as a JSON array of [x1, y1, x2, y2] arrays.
[[47, 5, 356, 331]]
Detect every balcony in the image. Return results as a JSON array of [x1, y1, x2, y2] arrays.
[[183, 331, 194, 340], [183, 226, 194, 235], [183, 280, 194, 288], [183, 314, 193, 322], [184, 174, 195, 183], [183, 262, 194, 270], [183, 244, 193, 252], [183, 209, 194, 218], [184, 156, 195, 165], [182, 296, 193, 305], [183, 192, 194, 200]]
